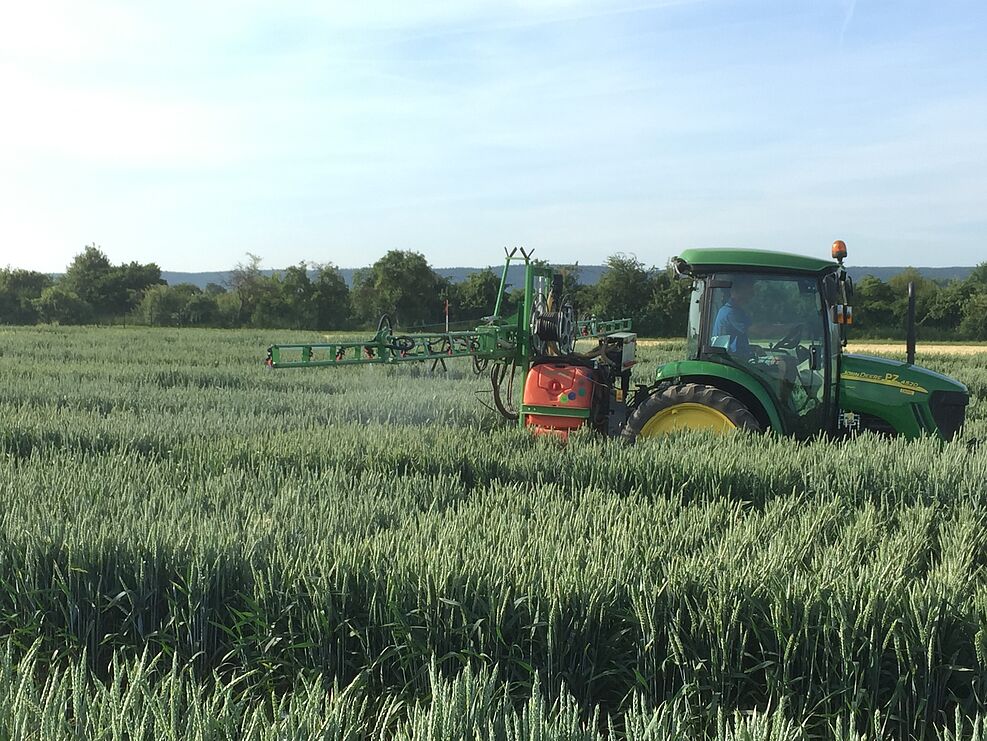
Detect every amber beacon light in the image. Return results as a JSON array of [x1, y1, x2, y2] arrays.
[[832, 239, 848, 261]]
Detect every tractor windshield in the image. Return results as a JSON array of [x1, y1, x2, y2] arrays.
[[705, 272, 828, 426]]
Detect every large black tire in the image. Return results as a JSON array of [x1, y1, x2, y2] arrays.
[[621, 383, 761, 443]]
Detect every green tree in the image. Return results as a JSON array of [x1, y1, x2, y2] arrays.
[[33, 285, 92, 324], [959, 292, 987, 340], [351, 250, 443, 328], [590, 254, 658, 334], [922, 280, 970, 333], [888, 268, 939, 331], [182, 292, 218, 325], [137, 284, 207, 326], [0, 269, 53, 324], [646, 265, 692, 337], [852, 275, 897, 331], [966, 262, 987, 289], [214, 292, 242, 328], [312, 264, 350, 330], [61, 245, 162, 318], [504, 287, 524, 317], [227, 253, 266, 326], [113, 261, 164, 314], [252, 264, 317, 329], [451, 269, 501, 321], [61, 245, 119, 317], [138, 285, 185, 326], [280, 263, 317, 327], [957, 262, 987, 340], [556, 264, 595, 316]]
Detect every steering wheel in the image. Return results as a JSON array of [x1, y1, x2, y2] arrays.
[[771, 323, 803, 351]]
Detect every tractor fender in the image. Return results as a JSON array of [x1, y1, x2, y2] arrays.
[[653, 361, 785, 434]]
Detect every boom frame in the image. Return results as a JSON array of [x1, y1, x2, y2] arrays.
[[265, 249, 631, 427]]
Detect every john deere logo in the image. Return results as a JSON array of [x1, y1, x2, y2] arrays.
[[841, 370, 928, 395]]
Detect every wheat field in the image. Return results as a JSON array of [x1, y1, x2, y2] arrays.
[[0, 325, 985, 739]]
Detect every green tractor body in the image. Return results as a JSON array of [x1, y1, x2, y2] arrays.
[[651, 247, 968, 440]]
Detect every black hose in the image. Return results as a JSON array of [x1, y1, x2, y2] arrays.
[[390, 336, 416, 352], [533, 313, 565, 342], [490, 361, 519, 421]]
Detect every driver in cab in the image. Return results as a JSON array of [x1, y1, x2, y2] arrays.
[[713, 276, 799, 405], [713, 276, 755, 359]]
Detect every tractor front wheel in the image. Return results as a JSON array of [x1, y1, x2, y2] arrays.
[[622, 383, 760, 442]]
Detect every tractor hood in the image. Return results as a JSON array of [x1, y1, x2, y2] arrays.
[[842, 354, 967, 396], [840, 354, 969, 440]]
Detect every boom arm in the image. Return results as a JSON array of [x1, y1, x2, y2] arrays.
[[265, 317, 630, 369], [265, 325, 506, 369], [264, 249, 632, 426]]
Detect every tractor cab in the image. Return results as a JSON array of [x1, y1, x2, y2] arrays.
[[624, 243, 970, 442], [676, 249, 843, 438]]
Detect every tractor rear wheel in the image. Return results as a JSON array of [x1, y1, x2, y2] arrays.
[[622, 383, 760, 441]]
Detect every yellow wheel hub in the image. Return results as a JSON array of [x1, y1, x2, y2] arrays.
[[639, 403, 736, 436]]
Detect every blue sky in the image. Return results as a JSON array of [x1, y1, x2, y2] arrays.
[[1, 0, 985, 272]]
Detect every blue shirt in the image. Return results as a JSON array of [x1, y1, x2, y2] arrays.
[[712, 300, 752, 359]]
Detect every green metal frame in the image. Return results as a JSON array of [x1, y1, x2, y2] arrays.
[[266, 330, 491, 368], [516, 259, 553, 425], [267, 251, 524, 369], [266, 249, 631, 429]]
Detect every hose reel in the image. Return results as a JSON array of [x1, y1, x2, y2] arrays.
[[532, 308, 575, 354], [530, 273, 576, 356]]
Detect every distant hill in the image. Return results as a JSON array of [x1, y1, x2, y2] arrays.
[[161, 265, 973, 289]]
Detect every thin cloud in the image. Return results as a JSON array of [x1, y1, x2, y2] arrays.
[[840, 0, 857, 45]]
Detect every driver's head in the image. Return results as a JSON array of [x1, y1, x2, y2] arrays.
[[730, 275, 756, 305]]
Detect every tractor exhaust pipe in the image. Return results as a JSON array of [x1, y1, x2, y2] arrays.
[[906, 281, 916, 364]]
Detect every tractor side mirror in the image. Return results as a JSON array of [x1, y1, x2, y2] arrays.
[[671, 257, 692, 279]]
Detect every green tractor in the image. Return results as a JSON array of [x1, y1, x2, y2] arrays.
[[265, 242, 969, 442], [627, 241, 968, 441]]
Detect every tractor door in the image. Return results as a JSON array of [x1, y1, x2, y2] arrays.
[[704, 272, 832, 438]]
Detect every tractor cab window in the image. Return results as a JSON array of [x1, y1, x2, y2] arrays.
[[706, 273, 827, 420]]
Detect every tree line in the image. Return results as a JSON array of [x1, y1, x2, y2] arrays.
[[1, 244, 986, 339], [852, 266, 987, 340]]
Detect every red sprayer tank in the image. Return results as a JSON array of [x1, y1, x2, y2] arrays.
[[522, 363, 594, 438]]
